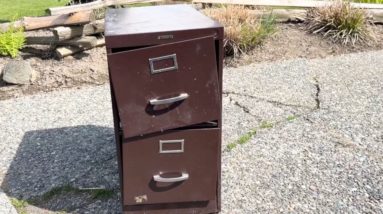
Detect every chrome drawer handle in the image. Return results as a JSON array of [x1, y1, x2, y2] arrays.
[[149, 93, 189, 105], [153, 172, 189, 183]]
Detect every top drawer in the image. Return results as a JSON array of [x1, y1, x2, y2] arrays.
[[108, 36, 220, 138]]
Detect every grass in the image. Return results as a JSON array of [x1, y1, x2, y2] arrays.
[[226, 129, 257, 151], [204, 5, 276, 56], [10, 198, 28, 214], [260, 121, 273, 129], [287, 115, 297, 122], [226, 142, 237, 151], [91, 189, 116, 200], [353, 0, 383, 3], [237, 129, 257, 145], [40, 185, 116, 201], [305, 0, 373, 45], [0, 0, 71, 22]]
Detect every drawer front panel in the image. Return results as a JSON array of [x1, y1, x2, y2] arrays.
[[122, 128, 220, 205], [108, 36, 220, 138]]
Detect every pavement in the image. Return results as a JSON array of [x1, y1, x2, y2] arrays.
[[0, 50, 382, 213]]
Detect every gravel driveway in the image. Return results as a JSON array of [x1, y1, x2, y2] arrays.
[[1, 50, 382, 213]]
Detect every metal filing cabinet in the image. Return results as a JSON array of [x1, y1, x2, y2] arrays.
[[105, 5, 223, 213]]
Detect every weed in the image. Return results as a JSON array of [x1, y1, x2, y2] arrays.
[[10, 198, 28, 214], [237, 129, 257, 145], [287, 115, 297, 121], [226, 143, 237, 151], [305, 0, 373, 45], [0, 23, 25, 58], [204, 6, 276, 56], [90, 189, 115, 200], [41, 185, 79, 201], [353, 0, 383, 3], [260, 121, 273, 129]]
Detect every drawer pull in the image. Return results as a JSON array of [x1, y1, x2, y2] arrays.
[[153, 172, 189, 183], [149, 54, 178, 74], [149, 93, 189, 105]]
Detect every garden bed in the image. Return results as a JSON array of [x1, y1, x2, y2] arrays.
[[1, 1, 383, 101], [1, 22, 383, 100]]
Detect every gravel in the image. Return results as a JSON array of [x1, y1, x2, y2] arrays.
[[0, 188, 17, 214], [0, 50, 383, 213]]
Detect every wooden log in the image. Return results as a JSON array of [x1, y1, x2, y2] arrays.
[[26, 35, 98, 48], [48, 0, 163, 15], [193, 0, 383, 9], [252, 9, 307, 22], [52, 19, 104, 41], [26, 36, 57, 45], [59, 36, 98, 48], [269, 9, 306, 22], [368, 9, 383, 24], [55, 38, 105, 58], [0, 11, 93, 32]]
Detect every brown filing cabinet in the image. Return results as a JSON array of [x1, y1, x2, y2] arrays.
[[105, 5, 223, 213]]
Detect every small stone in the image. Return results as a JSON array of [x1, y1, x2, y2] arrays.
[[64, 55, 75, 61], [2, 60, 37, 85]]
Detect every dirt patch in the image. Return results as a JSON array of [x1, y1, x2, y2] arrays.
[[0, 23, 382, 100], [0, 47, 108, 100]]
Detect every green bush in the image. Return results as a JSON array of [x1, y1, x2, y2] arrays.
[[204, 6, 276, 56], [305, 1, 373, 45], [0, 24, 25, 58]]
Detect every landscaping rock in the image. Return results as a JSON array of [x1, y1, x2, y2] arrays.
[[2, 61, 37, 85], [0, 189, 17, 214]]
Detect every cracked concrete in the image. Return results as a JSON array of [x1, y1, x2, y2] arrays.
[[222, 50, 383, 213], [0, 50, 382, 213], [313, 78, 321, 109]]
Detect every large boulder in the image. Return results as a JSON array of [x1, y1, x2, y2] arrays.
[[2, 60, 37, 85]]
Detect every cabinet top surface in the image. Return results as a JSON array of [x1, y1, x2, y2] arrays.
[[105, 4, 222, 36]]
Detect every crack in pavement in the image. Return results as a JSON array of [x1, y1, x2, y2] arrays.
[[223, 91, 314, 110], [313, 78, 321, 109], [228, 96, 262, 121]]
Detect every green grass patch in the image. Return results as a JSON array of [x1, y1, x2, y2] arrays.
[[40, 185, 116, 202], [260, 121, 274, 129], [90, 189, 115, 200], [10, 198, 28, 214], [287, 115, 297, 122], [237, 129, 257, 145], [226, 129, 257, 151], [353, 0, 383, 3], [0, 0, 71, 22], [226, 143, 237, 151]]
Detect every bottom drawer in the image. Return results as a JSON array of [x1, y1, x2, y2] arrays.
[[122, 128, 220, 206]]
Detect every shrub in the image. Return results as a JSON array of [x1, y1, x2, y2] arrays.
[[0, 24, 25, 58], [305, 0, 373, 45], [204, 6, 276, 56]]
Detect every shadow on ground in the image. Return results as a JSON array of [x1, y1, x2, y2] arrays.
[[1, 125, 120, 212]]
